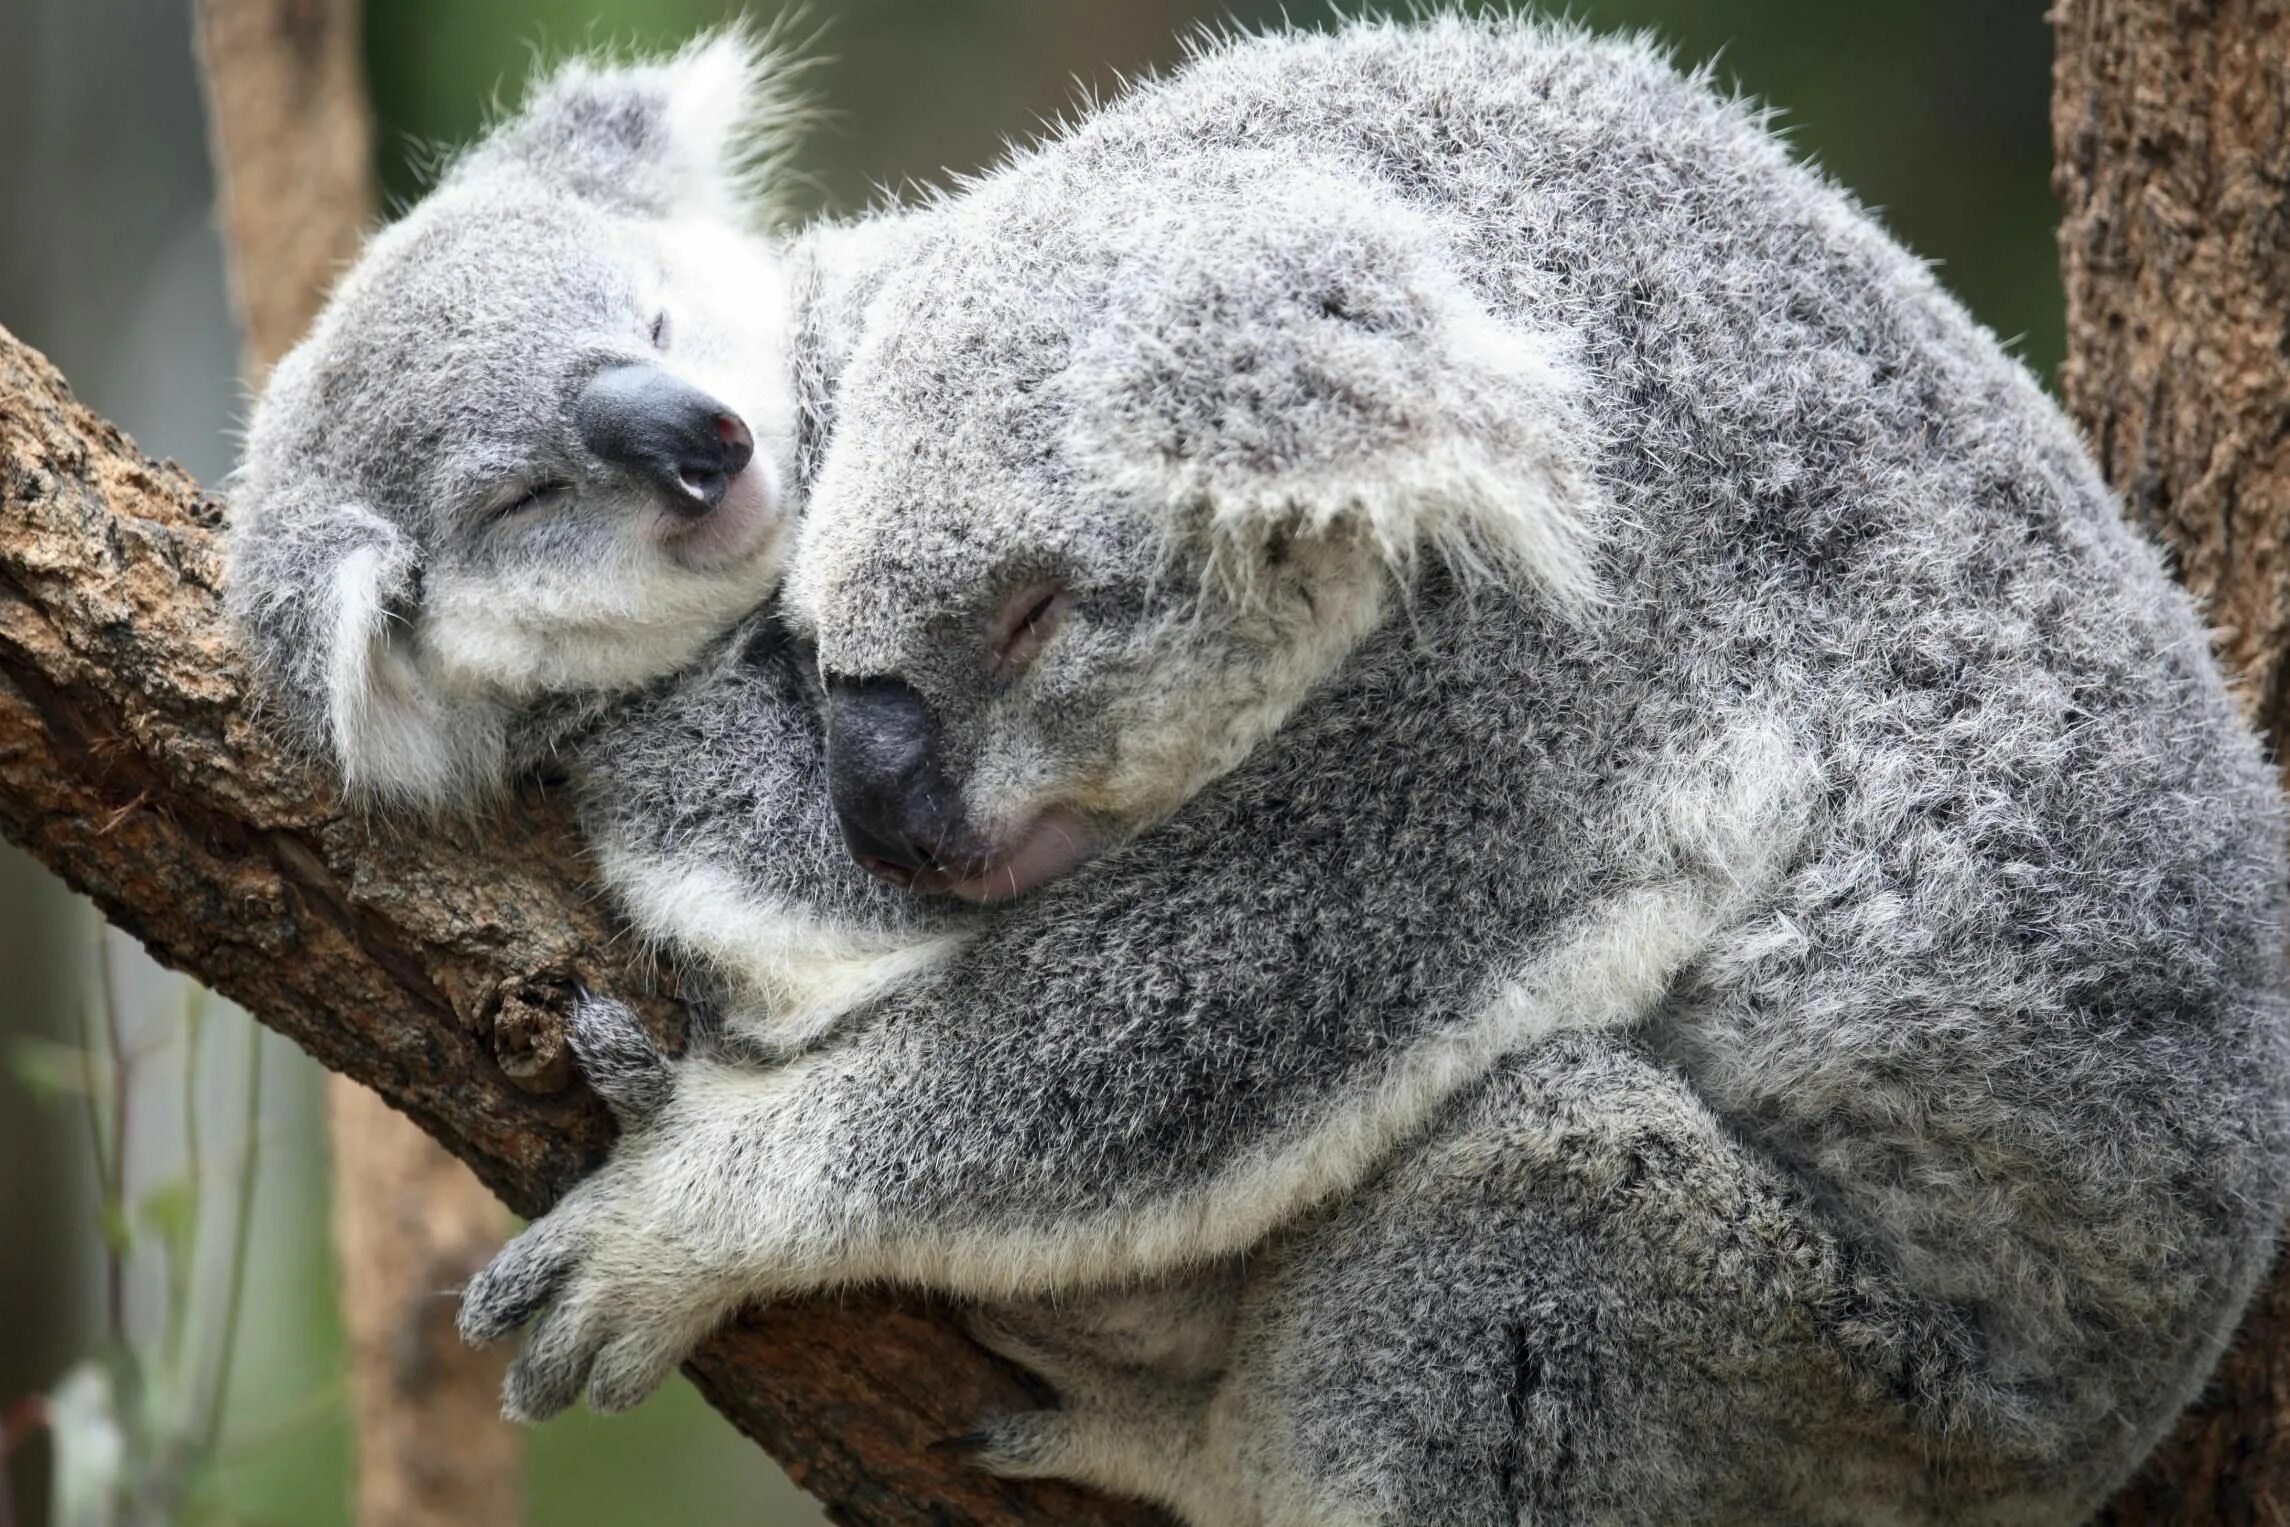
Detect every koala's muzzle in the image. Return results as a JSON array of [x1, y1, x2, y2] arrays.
[[575, 363, 754, 515], [826, 677, 960, 886]]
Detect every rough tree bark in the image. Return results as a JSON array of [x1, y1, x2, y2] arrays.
[[0, 321, 1161, 1525], [187, 3, 527, 1522], [2054, 0, 2290, 1520]]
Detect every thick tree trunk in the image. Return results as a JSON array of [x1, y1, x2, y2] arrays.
[[192, 0, 373, 384], [2054, 0, 2290, 1519], [187, 3, 527, 1522], [0, 321, 1161, 1526]]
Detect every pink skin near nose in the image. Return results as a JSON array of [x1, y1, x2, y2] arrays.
[[657, 457, 782, 571], [944, 807, 1100, 903], [866, 806, 1100, 904]]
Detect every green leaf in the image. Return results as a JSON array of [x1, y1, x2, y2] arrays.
[[97, 1200, 132, 1258], [7, 1036, 102, 1103], [138, 1177, 199, 1266]]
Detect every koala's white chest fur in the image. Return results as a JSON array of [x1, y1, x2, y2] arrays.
[[598, 840, 968, 1052]]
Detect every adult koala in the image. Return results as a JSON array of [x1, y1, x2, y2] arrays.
[[447, 16, 2289, 1527]]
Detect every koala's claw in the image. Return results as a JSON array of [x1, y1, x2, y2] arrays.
[[585, 1329, 689, 1415], [494, 1281, 720, 1421], [566, 990, 673, 1128], [459, 1014, 738, 1425], [966, 1308, 1118, 1397], [464, 1171, 732, 1422], [458, 1213, 580, 1346], [958, 1307, 1216, 1497], [949, 1409, 1105, 1481], [501, 1301, 599, 1423]]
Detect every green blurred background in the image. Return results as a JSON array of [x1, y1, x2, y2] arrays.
[[0, 1, 2054, 1522]]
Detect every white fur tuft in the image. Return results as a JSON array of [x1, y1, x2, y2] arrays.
[[324, 545, 507, 807], [658, 23, 821, 229], [597, 846, 969, 1052]]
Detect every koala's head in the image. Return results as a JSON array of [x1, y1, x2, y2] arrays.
[[787, 152, 1604, 902], [229, 33, 805, 806]]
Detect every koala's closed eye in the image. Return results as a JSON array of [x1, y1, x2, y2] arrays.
[[482, 478, 574, 525], [990, 581, 1073, 679], [649, 311, 671, 349]]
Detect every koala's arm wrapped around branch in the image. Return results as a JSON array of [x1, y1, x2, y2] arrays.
[[0, 319, 1162, 1527]]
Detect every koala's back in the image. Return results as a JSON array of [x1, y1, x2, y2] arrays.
[[957, 15, 2290, 1490]]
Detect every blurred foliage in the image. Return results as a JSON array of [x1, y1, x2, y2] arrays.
[[5, 937, 287, 1527]]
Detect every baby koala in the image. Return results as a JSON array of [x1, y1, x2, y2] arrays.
[[227, 33, 893, 804]]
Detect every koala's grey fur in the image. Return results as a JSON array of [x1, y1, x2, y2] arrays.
[[226, 15, 2290, 1525], [458, 16, 2290, 1526]]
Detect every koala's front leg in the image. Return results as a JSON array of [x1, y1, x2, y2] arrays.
[[460, 992, 854, 1419]]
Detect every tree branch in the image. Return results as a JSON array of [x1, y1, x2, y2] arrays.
[[0, 320, 1160, 1525], [190, 2, 531, 1517]]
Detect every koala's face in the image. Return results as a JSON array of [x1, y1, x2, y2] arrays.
[[787, 156, 1603, 902], [228, 34, 804, 805], [799, 400, 1391, 905], [261, 188, 791, 689]]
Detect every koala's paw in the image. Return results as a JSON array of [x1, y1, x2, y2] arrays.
[[940, 1410, 1116, 1480], [458, 992, 735, 1422], [952, 1308, 1211, 1497], [565, 984, 674, 1128], [460, 1167, 738, 1422]]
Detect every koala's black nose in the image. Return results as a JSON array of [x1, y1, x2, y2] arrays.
[[575, 363, 754, 515], [825, 677, 958, 885]]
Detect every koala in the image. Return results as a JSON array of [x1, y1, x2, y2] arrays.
[[226, 33, 906, 805], [436, 16, 2288, 1527], [225, 14, 2290, 1526]]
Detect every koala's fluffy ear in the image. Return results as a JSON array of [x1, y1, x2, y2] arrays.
[[226, 496, 507, 808], [1068, 175, 1607, 609], [464, 29, 803, 226]]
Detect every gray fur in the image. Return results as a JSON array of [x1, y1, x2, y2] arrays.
[[228, 16, 2290, 1525], [566, 987, 675, 1128], [546, 16, 2289, 1521]]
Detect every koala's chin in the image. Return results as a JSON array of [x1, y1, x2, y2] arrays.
[[657, 463, 785, 574]]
